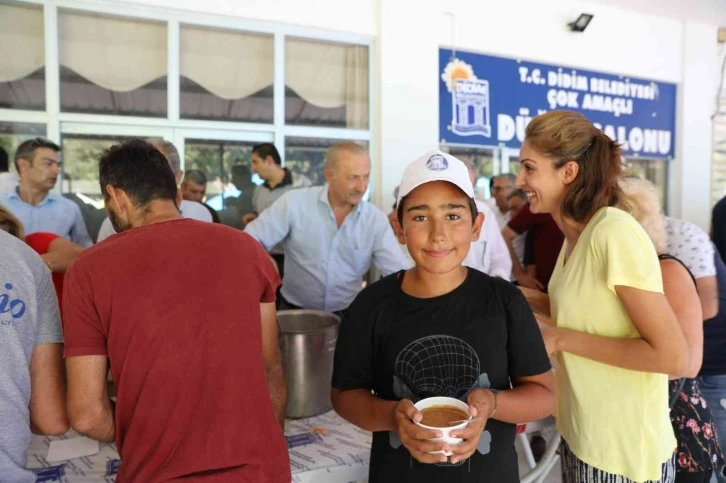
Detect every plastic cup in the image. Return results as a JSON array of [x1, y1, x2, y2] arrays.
[[413, 396, 472, 456]]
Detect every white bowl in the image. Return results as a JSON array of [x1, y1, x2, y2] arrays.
[[413, 396, 472, 456]]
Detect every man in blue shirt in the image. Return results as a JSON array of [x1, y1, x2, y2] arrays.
[[245, 141, 410, 316], [0, 138, 92, 247]]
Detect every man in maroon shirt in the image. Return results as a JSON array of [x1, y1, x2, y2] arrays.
[[63, 140, 290, 483], [502, 202, 564, 292]]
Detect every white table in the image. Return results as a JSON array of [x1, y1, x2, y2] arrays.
[[27, 410, 371, 483], [28, 413, 558, 483]]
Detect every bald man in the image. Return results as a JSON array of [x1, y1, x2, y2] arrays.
[[245, 141, 410, 317]]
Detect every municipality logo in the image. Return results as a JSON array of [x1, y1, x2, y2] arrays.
[[442, 58, 492, 138], [426, 154, 448, 171]]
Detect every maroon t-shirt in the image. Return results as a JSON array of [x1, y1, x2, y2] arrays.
[[507, 203, 564, 291], [63, 219, 290, 483], [25, 232, 65, 319]]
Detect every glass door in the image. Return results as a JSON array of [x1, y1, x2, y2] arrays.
[[174, 128, 274, 228], [59, 123, 173, 241], [441, 145, 499, 199], [501, 147, 520, 175]]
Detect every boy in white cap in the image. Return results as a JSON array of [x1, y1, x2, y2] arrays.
[[330, 150, 555, 482]]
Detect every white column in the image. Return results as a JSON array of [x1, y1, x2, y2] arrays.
[[459, 103, 469, 125], [273, 32, 286, 164], [376, 0, 439, 210], [167, 20, 180, 122], [674, 22, 719, 230]]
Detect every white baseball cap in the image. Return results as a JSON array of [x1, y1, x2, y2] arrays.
[[397, 150, 475, 207]]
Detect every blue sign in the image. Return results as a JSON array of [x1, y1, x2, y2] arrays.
[[439, 49, 677, 159]]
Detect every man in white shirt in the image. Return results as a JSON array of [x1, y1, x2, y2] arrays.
[[506, 188, 528, 269], [486, 174, 516, 229], [96, 140, 212, 242], [245, 142, 410, 316], [0, 147, 18, 193], [461, 159, 512, 279]]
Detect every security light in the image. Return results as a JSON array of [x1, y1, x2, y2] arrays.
[[569, 13, 593, 32]]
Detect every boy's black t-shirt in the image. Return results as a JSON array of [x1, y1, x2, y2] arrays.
[[332, 268, 551, 483]]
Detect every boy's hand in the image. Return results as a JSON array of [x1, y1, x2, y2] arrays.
[[392, 399, 450, 464], [447, 389, 494, 464]]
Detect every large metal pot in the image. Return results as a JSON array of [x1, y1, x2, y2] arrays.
[[277, 310, 340, 419]]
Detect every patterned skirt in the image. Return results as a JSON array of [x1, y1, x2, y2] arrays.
[[669, 378, 725, 473], [561, 440, 675, 483]]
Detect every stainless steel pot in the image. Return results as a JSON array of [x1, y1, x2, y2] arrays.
[[277, 310, 340, 419]]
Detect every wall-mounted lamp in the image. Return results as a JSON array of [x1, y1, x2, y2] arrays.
[[568, 13, 594, 32]]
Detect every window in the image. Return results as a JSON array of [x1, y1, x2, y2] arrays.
[[60, 134, 159, 201], [61, 133, 165, 242], [0, 2, 45, 110], [285, 38, 368, 129], [180, 25, 273, 122], [623, 158, 669, 211], [0, 122, 47, 174], [184, 139, 259, 228], [0, 4, 372, 241], [508, 156, 520, 175], [441, 146, 495, 199], [284, 137, 369, 187], [58, 10, 167, 117]]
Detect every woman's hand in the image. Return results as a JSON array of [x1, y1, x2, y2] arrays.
[[540, 326, 563, 356]]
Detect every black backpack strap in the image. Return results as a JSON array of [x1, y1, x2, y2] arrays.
[[658, 254, 697, 289], [658, 254, 693, 408]]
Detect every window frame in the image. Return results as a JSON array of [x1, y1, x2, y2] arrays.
[[0, 0, 375, 196]]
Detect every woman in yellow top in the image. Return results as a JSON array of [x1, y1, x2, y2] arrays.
[[518, 110, 689, 483]]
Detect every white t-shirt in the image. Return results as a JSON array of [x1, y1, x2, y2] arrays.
[[463, 200, 512, 279], [483, 198, 511, 229], [179, 199, 213, 223], [0, 172, 18, 194], [664, 216, 716, 279], [96, 200, 213, 242], [0, 231, 62, 482]]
